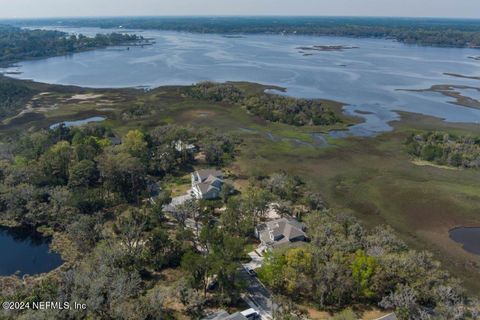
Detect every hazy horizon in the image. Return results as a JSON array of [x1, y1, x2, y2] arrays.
[[2, 15, 480, 21], [1, 0, 479, 19]]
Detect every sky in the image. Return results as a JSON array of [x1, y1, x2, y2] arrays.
[[0, 0, 480, 19]]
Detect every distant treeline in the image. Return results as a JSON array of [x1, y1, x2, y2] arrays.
[[8, 17, 480, 48], [0, 25, 145, 66]]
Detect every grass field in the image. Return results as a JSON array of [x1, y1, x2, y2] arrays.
[[2, 79, 479, 295], [233, 111, 480, 295]]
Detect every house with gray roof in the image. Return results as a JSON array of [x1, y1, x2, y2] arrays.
[[191, 169, 224, 200], [255, 217, 307, 248]]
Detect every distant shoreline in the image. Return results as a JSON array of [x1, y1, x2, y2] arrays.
[[5, 16, 480, 49]]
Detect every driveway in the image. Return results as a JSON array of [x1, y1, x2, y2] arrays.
[[162, 193, 193, 212], [242, 250, 264, 271]]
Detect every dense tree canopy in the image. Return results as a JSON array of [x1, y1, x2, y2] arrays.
[[187, 82, 342, 127], [0, 25, 145, 66], [406, 131, 480, 168]]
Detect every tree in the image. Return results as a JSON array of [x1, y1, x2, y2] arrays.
[[172, 199, 199, 229], [150, 190, 172, 224], [304, 192, 327, 211], [147, 226, 182, 270], [181, 250, 211, 297], [68, 159, 98, 189], [258, 250, 286, 292], [73, 135, 103, 161], [40, 140, 72, 185], [67, 214, 101, 252], [123, 130, 149, 160], [112, 208, 149, 270], [350, 250, 379, 299], [97, 151, 147, 203], [283, 247, 314, 296], [244, 185, 272, 228], [60, 250, 142, 319], [220, 182, 234, 204], [220, 198, 253, 237]]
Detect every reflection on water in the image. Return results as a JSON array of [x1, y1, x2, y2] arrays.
[[449, 227, 480, 256], [0, 226, 63, 276], [49, 116, 106, 129]]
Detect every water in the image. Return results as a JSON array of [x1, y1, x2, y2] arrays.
[[455, 88, 480, 102], [49, 116, 106, 129], [3, 26, 480, 136], [449, 227, 480, 255], [0, 226, 63, 276]]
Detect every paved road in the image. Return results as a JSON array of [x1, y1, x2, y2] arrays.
[[239, 268, 275, 319]]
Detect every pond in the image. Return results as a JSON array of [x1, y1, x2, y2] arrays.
[[49, 116, 106, 129], [449, 227, 480, 255], [0, 226, 63, 276]]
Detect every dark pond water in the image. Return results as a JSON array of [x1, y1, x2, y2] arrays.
[[0, 226, 63, 276], [449, 227, 480, 255]]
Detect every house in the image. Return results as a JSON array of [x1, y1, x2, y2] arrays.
[[255, 217, 307, 248], [174, 140, 197, 153], [108, 135, 122, 146], [191, 169, 224, 200]]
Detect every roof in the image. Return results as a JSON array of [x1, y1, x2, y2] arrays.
[[196, 182, 219, 194], [174, 140, 197, 152], [226, 313, 248, 320], [108, 136, 122, 145], [259, 218, 307, 246], [195, 169, 223, 181]]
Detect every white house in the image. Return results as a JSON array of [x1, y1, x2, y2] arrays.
[[174, 140, 198, 153], [191, 169, 224, 200]]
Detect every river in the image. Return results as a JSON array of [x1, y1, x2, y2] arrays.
[[2, 26, 480, 136]]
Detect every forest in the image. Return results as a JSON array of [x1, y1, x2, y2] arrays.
[[405, 131, 480, 168], [8, 17, 480, 48], [0, 25, 145, 66], [0, 121, 478, 319], [0, 77, 36, 118], [187, 82, 342, 126]]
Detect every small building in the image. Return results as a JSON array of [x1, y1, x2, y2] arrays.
[[255, 217, 307, 248], [108, 135, 122, 146], [174, 140, 197, 153], [191, 169, 224, 200]]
